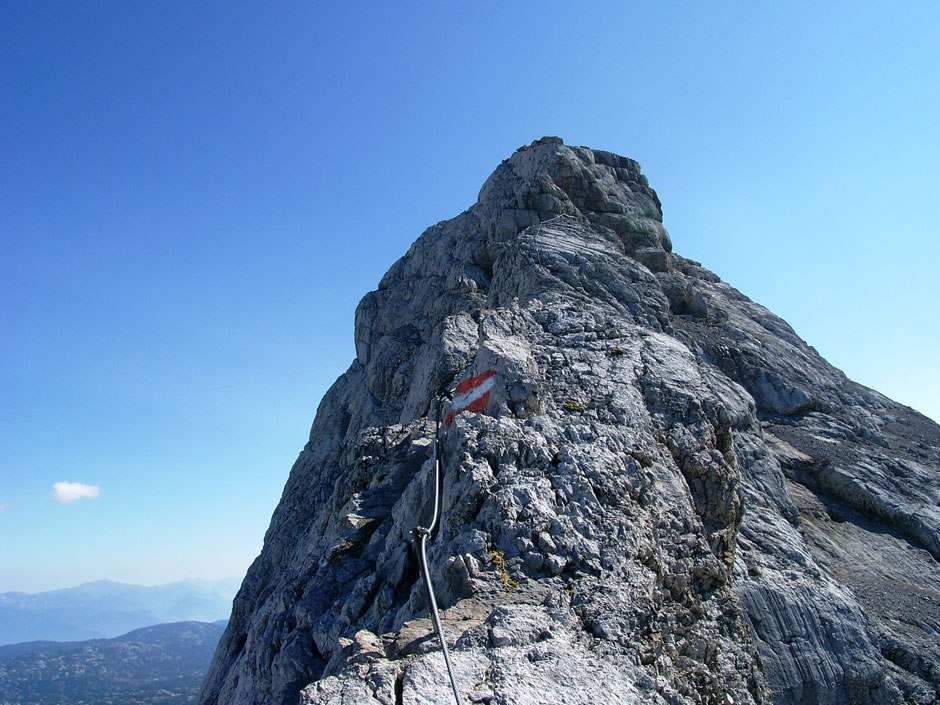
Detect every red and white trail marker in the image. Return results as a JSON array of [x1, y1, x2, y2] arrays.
[[445, 369, 496, 426]]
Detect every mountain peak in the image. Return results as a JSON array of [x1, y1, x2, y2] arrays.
[[476, 137, 669, 260], [201, 140, 940, 705]]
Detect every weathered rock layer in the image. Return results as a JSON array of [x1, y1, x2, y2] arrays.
[[200, 138, 940, 705]]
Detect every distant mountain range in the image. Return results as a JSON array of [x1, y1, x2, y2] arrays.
[[0, 578, 240, 646], [0, 620, 226, 705]]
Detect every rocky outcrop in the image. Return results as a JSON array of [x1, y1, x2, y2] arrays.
[[199, 138, 940, 705]]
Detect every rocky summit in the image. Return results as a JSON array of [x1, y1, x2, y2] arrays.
[[199, 138, 940, 705]]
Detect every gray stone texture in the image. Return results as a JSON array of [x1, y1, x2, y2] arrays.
[[199, 138, 940, 705]]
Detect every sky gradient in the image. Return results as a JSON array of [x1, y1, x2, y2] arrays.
[[2, 2, 938, 593]]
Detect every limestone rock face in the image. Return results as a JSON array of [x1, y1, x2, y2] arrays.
[[199, 138, 940, 705]]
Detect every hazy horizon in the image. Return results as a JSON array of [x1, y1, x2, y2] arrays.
[[0, 575, 244, 596]]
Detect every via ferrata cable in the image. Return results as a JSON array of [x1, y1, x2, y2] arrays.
[[412, 392, 462, 705]]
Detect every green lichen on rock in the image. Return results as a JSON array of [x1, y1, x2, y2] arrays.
[[488, 550, 519, 589]]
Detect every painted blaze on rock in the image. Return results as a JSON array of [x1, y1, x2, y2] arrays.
[[445, 369, 496, 426]]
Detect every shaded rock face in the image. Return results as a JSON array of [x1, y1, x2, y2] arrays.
[[199, 138, 940, 705]]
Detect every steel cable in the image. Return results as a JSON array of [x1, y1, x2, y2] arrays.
[[411, 392, 462, 705]]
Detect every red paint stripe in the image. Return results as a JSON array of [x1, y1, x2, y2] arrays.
[[445, 391, 491, 426], [453, 368, 496, 395]]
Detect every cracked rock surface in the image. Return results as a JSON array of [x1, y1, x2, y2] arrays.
[[199, 138, 940, 705]]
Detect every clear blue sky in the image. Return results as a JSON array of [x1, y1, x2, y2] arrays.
[[2, 2, 938, 593]]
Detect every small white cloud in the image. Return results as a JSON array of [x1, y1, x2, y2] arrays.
[[50, 481, 100, 503], [0, 502, 10, 512]]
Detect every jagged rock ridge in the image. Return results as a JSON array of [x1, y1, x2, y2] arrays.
[[200, 137, 940, 705]]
